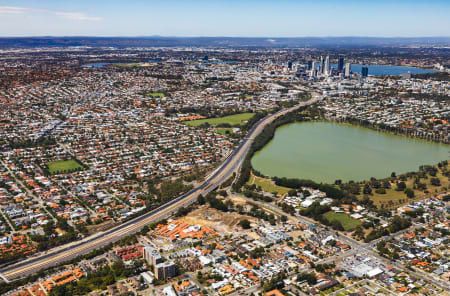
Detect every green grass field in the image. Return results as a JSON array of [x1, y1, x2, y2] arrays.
[[114, 63, 141, 67], [247, 173, 291, 195], [144, 92, 165, 98], [323, 211, 361, 231], [216, 128, 233, 135], [47, 160, 84, 174], [185, 113, 254, 127]]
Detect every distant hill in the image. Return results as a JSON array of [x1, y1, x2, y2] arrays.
[[0, 36, 449, 48]]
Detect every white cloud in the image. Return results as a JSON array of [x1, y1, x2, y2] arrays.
[[0, 6, 102, 21], [0, 6, 30, 14], [53, 11, 102, 21]]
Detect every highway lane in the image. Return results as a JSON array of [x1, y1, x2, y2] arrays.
[[0, 97, 319, 281]]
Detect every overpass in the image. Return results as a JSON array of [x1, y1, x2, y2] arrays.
[[0, 96, 320, 281]]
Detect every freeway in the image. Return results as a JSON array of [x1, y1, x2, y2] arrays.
[[0, 96, 320, 281]]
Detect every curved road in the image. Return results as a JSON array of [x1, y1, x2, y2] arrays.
[[0, 97, 320, 281]]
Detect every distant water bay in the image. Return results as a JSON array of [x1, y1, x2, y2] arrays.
[[251, 122, 449, 183], [328, 64, 436, 76]]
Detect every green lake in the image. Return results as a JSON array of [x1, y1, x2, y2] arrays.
[[251, 122, 449, 183]]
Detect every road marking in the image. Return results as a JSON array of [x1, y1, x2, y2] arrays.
[[0, 272, 9, 283]]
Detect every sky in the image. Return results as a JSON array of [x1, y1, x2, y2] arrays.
[[0, 0, 449, 37]]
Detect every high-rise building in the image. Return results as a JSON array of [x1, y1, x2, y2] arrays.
[[338, 57, 344, 72], [361, 66, 369, 77], [344, 63, 351, 77], [324, 56, 330, 75], [320, 56, 325, 74], [143, 247, 162, 266], [287, 61, 293, 70], [155, 261, 177, 280], [310, 61, 316, 77], [307, 60, 313, 70], [402, 71, 412, 79]]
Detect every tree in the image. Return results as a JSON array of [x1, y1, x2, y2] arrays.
[[111, 260, 126, 278], [353, 225, 364, 239], [197, 194, 205, 205], [297, 272, 317, 285], [331, 220, 344, 231], [363, 184, 372, 195], [404, 188, 415, 198], [392, 251, 400, 260], [375, 188, 386, 194], [288, 189, 297, 196], [328, 240, 337, 247], [430, 178, 440, 186], [396, 182, 406, 191], [239, 219, 251, 229], [389, 216, 411, 233], [102, 273, 115, 286]]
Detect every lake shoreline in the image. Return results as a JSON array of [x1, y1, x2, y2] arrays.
[[251, 121, 449, 184]]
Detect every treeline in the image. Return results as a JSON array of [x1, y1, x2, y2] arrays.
[[204, 76, 234, 82], [243, 110, 269, 130], [297, 201, 347, 230], [30, 217, 78, 251], [335, 116, 448, 143], [165, 106, 248, 120], [242, 188, 273, 203], [149, 178, 193, 204], [273, 177, 344, 200], [220, 173, 235, 189], [0, 252, 27, 265], [400, 92, 449, 103], [7, 136, 56, 150], [175, 205, 196, 217], [123, 178, 193, 223], [411, 72, 450, 82], [200, 193, 231, 212], [363, 215, 411, 242], [148, 74, 183, 80]]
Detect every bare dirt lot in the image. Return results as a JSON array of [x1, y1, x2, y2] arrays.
[[178, 205, 256, 234]]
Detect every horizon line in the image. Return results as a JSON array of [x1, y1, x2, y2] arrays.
[[1, 35, 450, 39]]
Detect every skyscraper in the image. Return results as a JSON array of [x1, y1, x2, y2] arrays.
[[344, 63, 351, 78], [338, 57, 344, 72], [320, 56, 325, 74], [324, 56, 330, 75], [310, 61, 316, 77], [307, 60, 313, 70], [361, 66, 369, 77]]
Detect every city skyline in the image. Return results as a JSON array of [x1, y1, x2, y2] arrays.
[[0, 0, 450, 37]]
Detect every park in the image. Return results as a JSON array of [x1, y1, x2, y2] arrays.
[[184, 113, 254, 127]]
